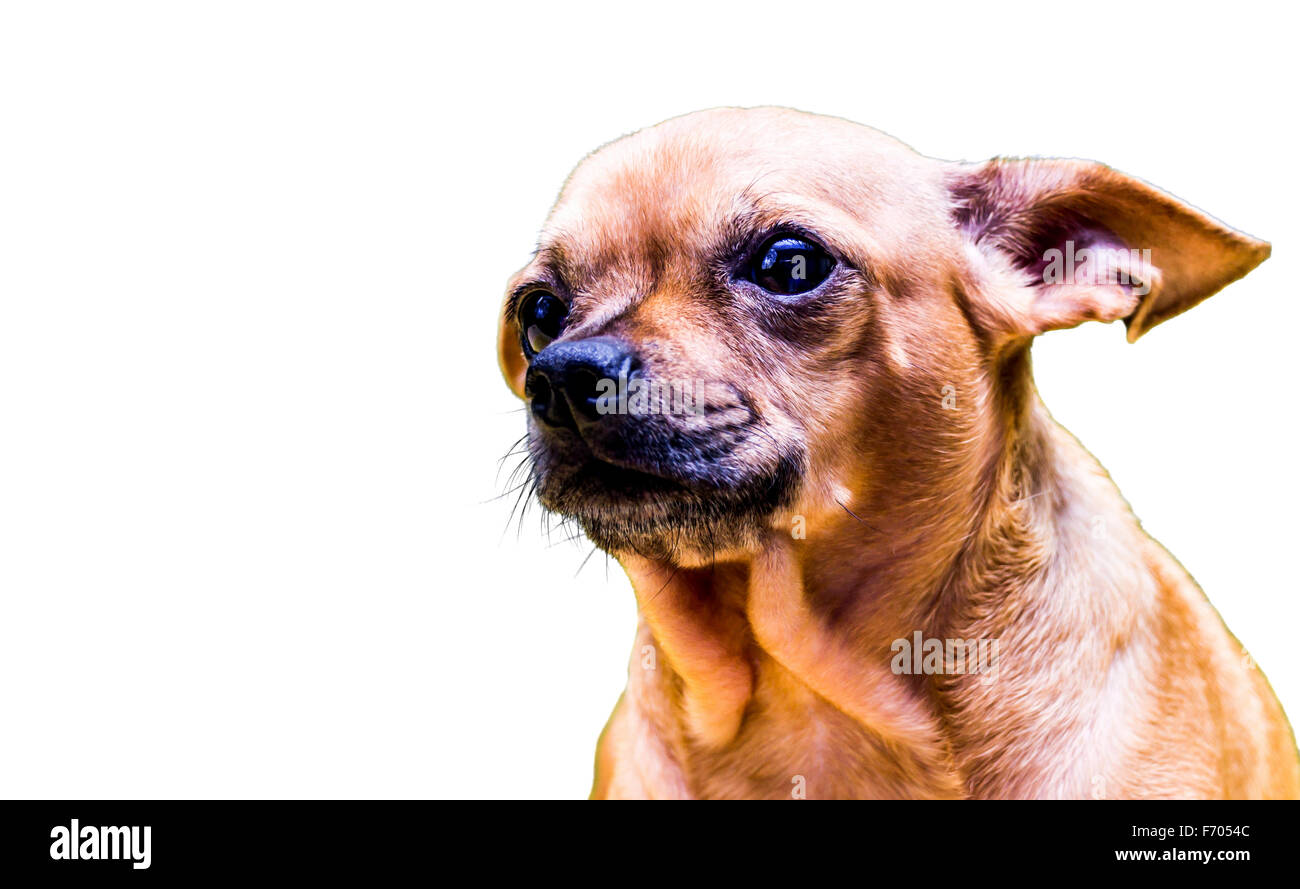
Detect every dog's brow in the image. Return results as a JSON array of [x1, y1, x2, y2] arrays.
[[713, 207, 767, 261], [710, 201, 843, 268], [703, 200, 812, 269], [506, 243, 575, 318], [537, 242, 583, 289]]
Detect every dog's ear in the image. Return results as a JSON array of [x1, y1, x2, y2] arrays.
[[498, 290, 528, 399], [949, 158, 1270, 341]]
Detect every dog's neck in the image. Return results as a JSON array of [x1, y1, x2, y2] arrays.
[[616, 351, 1149, 796]]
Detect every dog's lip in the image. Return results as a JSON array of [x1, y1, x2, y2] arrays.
[[537, 417, 772, 496], [572, 451, 690, 492], [533, 431, 706, 500], [532, 422, 686, 487]]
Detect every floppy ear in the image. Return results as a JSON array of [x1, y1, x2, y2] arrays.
[[950, 158, 1270, 341], [498, 291, 528, 399]]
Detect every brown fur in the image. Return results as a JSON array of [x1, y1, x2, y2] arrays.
[[498, 107, 1299, 799]]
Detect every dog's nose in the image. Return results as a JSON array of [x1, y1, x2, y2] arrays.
[[526, 336, 637, 429]]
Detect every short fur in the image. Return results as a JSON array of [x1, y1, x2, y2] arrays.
[[498, 107, 1299, 799]]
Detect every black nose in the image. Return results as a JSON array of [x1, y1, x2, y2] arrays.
[[526, 336, 637, 429]]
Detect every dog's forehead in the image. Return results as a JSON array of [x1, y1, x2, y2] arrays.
[[538, 108, 950, 274]]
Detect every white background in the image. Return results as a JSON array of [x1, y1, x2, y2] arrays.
[[1, 2, 1296, 799]]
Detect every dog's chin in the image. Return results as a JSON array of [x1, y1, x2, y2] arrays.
[[534, 448, 803, 564]]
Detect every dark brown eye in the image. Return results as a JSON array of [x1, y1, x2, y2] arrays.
[[748, 236, 836, 296], [518, 290, 568, 359]]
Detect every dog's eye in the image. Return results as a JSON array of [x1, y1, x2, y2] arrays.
[[518, 290, 568, 359], [748, 236, 836, 296]]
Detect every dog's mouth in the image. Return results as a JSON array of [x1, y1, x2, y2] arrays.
[[525, 422, 803, 561]]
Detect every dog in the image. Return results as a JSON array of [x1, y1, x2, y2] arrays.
[[497, 107, 1300, 799]]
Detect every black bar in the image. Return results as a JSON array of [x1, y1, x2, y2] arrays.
[[0, 801, 1290, 879]]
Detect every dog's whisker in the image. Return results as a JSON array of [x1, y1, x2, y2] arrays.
[[575, 544, 599, 577], [496, 434, 530, 467], [648, 564, 679, 603], [515, 477, 541, 541], [836, 499, 887, 536]]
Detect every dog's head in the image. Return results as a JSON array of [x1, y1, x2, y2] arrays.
[[498, 108, 1268, 563]]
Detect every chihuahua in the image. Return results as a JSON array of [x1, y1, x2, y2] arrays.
[[497, 107, 1299, 799]]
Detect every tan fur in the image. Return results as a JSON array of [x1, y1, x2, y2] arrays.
[[498, 107, 1300, 799]]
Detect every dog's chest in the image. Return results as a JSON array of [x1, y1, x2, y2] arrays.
[[669, 658, 960, 800]]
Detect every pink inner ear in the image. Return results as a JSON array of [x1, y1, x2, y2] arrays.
[[1024, 228, 1155, 333], [954, 157, 1270, 341]]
